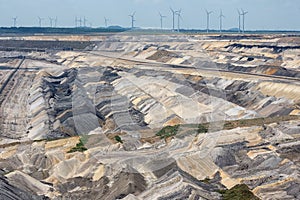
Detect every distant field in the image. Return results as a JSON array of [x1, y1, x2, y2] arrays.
[[0, 27, 300, 36], [0, 40, 95, 51]]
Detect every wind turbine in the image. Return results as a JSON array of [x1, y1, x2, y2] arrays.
[[75, 17, 78, 27], [129, 12, 136, 29], [104, 17, 109, 28], [12, 17, 17, 27], [170, 7, 177, 31], [219, 10, 225, 33], [241, 9, 248, 33], [54, 17, 58, 28], [78, 17, 82, 27], [38, 17, 44, 27], [176, 9, 182, 32], [49, 17, 54, 28], [237, 9, 241, 33], [205, 10, 213, 33], [83, 17, 87, 27], [159, 12, 166, 29], [75, 17, 82, 27]]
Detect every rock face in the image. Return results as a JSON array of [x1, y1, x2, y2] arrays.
[[0, 174, 47, 200], [0, 34, 299, 199]]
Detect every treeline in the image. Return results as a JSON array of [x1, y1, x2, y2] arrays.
[[0, 27, 128, 35]]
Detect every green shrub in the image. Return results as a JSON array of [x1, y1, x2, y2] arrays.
[[115, 135, 123, 144], [67, 138, 88, 153], [156, 125, 180, 139], [198, 124, 208, 133], [200, 177, 211, 184], [240, 120, 246, 125]]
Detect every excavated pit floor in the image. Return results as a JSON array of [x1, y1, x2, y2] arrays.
[[0, 34, 299, 199]]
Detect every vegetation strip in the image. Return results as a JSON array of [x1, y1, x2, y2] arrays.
[[155, 115, 300, 139], [218, 184, 260, 200]]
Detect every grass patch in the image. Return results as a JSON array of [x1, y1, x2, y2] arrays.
[[115, 135, 123, 144], [197, 124, 209, 133], [200, 177, 211, 184], [218, 184, 260, 200], [156, 125, 180, 139], [67, 137, 88, 153]]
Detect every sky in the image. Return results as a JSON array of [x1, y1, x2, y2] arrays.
[[0, 0, 299, 30]]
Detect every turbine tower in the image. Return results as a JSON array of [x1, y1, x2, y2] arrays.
[[205, 10, 213, 33], [49, 17, 54, 28], [219, 10, 225, 33], [12, 17, 17, 27], [75, 17, 82, 27], [104, 17, 109, 28], [78, 18, 82, 27], [237, 9, 241, 33], [38, 17, 44, 27], [241, 9, 248, 33], [75, 16, 78, 27], [176, 9, 182, 32], [54, 17, 58, 28], [83, 17, 87, 27], [170, 7, 177, 31], [159, 12, 166, 30], [129, 12, 136, 29]]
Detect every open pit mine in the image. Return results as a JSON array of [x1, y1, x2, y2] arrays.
[[0, 33, 299, 200]]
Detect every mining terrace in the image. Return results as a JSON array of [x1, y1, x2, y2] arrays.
[[0, 33, 300, 199]]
